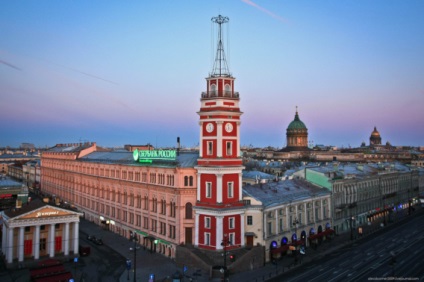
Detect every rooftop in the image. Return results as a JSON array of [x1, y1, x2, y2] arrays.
[[243, 178, 330, 208], [79, 150, 199, 168]]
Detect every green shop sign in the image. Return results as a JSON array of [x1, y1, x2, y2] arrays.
[[133, 149, 177, 163]]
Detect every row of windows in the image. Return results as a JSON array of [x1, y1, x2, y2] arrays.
[[203, 232, 235, 246], [204, 217, 236, 229], [43, 163, 196, 187], [206, 141, 234, 156], [205, 182, 234, 198]]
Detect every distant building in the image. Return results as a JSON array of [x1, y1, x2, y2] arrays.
[[124, 144, 154, 152], [0, 176, 27, 210], [370, 126, 382, 146], [281, 107, 309, 152], [301, 162, 421, 234]]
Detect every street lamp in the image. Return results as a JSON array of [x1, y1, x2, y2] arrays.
[[350, 216, 355, 240], [292, 218, 299, 265], [221, 235, 231, 282], [129, 231, 138, 282]]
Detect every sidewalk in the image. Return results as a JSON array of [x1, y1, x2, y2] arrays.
[[78, 219, 184, 282]]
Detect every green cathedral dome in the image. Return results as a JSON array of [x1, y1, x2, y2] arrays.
[[287, 111, 307, 130]]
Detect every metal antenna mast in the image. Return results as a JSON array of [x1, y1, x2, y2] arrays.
[[211, 15, 230, 77]]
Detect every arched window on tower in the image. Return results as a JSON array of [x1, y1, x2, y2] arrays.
[[185, 202, 193, 219], [184, 176, 188, 186], [189, 176, 193, 186], [210, 84, 217, 97], [224, 84, 231, 97]]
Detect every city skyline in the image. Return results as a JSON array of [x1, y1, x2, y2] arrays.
[[1, 1, 423, 149]]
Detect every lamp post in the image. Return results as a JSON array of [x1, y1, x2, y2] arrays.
[[350, 216, 354, 240], [292, 218, 299, 265], [130, 231, 138, 282], [221, 234, 231, 282]]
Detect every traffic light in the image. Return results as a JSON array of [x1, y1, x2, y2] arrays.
[[229, 254, 235, 262]]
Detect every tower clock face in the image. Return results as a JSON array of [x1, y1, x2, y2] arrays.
[[225, 123, 233, 133], [206, 123, 214, 133]]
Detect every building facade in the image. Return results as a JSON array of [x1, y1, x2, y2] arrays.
[[303, 162, 420, 234], [243, 179, 331, 262], [41, 142, 198, 258]]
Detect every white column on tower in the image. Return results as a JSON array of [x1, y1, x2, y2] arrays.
[[240, 214, 245, 246], [216, 216, 223, 250], [199, 122, 203, 158], [237, 122, 241, 157], [194, 213, 199, 246], [217, 121, 223, 157], [217, 174, 223, 203], [238, 172, 243, 201], [197, 173, 201, 201]]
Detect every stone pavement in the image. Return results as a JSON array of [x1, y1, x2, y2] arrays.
[[78, 219, 185, 282]]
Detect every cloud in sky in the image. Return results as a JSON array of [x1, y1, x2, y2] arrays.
[[0, 58, 21, 71], [241, 0, 288, 23]]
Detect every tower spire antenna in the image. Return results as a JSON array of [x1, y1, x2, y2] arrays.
[[211, 15, 230, 77]]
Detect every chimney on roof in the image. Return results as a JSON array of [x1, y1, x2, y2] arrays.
[[177, 137, 180, 156]]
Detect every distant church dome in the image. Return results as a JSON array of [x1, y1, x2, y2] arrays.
[[370, 126, 382, 145], [287, 112, 307, 130], [282, 107, 309, 151]]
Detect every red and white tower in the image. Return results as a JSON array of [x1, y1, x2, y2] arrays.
[[194, 15, 244, 251]]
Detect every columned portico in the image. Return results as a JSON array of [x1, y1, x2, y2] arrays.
[[1, 201, 82, 266]]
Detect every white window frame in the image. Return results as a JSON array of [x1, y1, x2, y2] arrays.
[[206, 182, 212, 198], [247, 215, 253, 225], [228, 182, 234, 198], [207, 141, 213, 156], [229, 233, 235, 245], [226, 141, 232, 156], [205, 217, 211, 228], [205, 232, 211, 245], [229, 217, 235, 229]]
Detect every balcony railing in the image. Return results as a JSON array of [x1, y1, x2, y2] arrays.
[[201, 91, 239, 99]]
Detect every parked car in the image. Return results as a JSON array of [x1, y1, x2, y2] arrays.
[[94, 238, 104, 245]]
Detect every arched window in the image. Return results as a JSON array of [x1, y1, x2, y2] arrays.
[[184, 176, 188, 186], [210, 84, 217, 96], [185, 202, 193, 219], [189, 176, 193, 186], [224, 84, 231, 96]]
